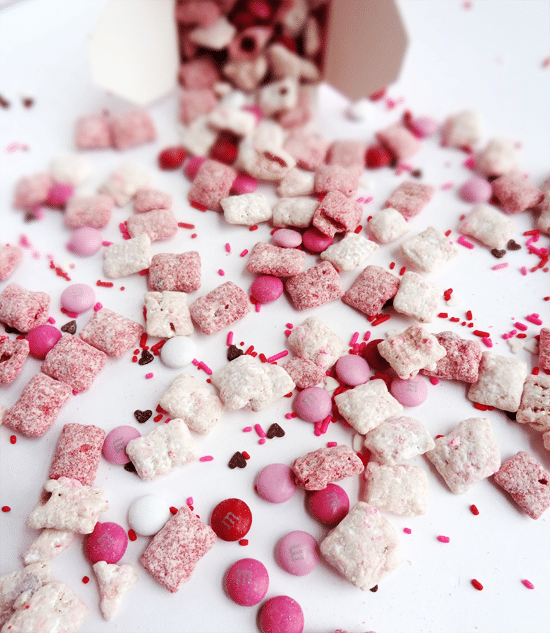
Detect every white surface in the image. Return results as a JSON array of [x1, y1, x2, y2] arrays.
[[0, 2, 549, 633]]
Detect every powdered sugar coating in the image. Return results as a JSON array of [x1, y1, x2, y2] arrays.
[[133, 187, 172, 214], [292, 445, 364, 491], [314, 164, 361, 198], [0, 245, 23, 281], [539, 328, 550, 372], [103, 234, 152, 279], [276, 168, 315, 198], [75, 114, 111, 149], [0, 283, 50, 333], [327, 139, 366, 169], [49, 423, 105, 486], [64, 194, 114, 230], [440, 110, 482, 148], [313, 191, 362, 237], [467, 352, 527, 412], [368, 207, 410, 243], [179, 88, 218, 125], [126, 209, 178, 242], [421, 331, 482, 383], [93, 561, 139, 621], [516, 374, 550, 432], [285, 262, 344, 311], [13, 173, 53, 211], [320, 232, 378, 272], [0, 336, 29, 384], [287, 316, 347, 371], [476, 138, 517, 178], [362, 463, 429, 516], [110, 110, 156, 150], [363, 416, 435, 465], [79, 308, 143, 357], [221, 192, 272, 226], [99, 163, 151, 207], [246, 242, 305, 277], [392, 271, 441, 323], [148, 252, 201, 293], [50, 153, 92, 187], [144, 291, 193, 338], [188, 159, 237, 212], [22, 530, 75, 565], [376, 123, 420, 160], [189, 281, 250, 334], [283, 129, 328, 171], [0, 563, 52, 627], [384, 181, 435, 219], [272, 196, 318, 228], [282, 357, 326, 389], [458, 203, 516, 249], [400, 227, 459, 273], [491, 170, 543, 214], [342, 265, 400, 318]]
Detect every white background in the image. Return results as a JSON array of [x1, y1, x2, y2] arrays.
[[0, 2, 549, 633]]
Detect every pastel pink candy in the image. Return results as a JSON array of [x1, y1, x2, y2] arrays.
[[184, 156, 206, 180], [459, 176, 493, 203], [103, 425, 142, 464], [390, 375, 428, 407], [26, 324, 62, 360], [260, 596, 304, 633], [272, 229, 302, 248], [67, 227, 103, 256], [46, 182, 74, 207], [335, 354, 370, 386], [308, 483, 349, 526], [225, 558, 269, 606], [409, 116, 439, 138], [293, 386, 332, 423], [276, 531, 319, 576], [231, 174, 258, 194], [60, 284, 95, 314], [255, 463, 297, 503], [250, 276, 284, 303], [302, 227, 333, 253], [85, 521, 128, 564]]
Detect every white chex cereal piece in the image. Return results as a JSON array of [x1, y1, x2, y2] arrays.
[[257, 78, 298, 117], [251, 119, 286, 150], [126, 209, 178, 242], [3, 581, 88, 633], [276, 168, 315, 198], [426, 417, 501, 494], [144, 291, 193, 338], [211, 355, 295, 412], [0, 563, 52, 627], [126, 418, 199, 481], [320, 233, 379, 272], [287, 316, 347, 371], [392, 271, 441, 323], [22, 529, 75, 565], [93, 561, 139, 621], [236, 137, 295, 181], [103, 234, 152, 279], [99, 163, 151, 207], [189, 16, 236, 49], [441, 110, 482, 148], [334, 379, 403, 435], [272, 197, 318, 228], [159, 373, 223, 435], [363, 416, 435, 465], [320, 502, 403, 591], [476, 138, 517, 178], [378, 325, 447, 380], [458, 203, 516, 249], [221, 193, 272, 226], [27, 477, 108, 534], [368, 207, 410, 243], [400, 226, 459, 273], [515, 374, 550, 432], [178, 115, 217, 157], [362, 463, 429, 516], [467, 352, 527, 412], [543, 430, 550, 451], [207, 106, 256, 137], [50, 153, 92, 186]]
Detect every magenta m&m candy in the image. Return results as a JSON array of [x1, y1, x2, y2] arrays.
[[210, 498, 252, 541], [272, 229, 302, 248], [250, 276, 284, 303], [60, 283, 95, 314], [66, 227, 103, 257], [184, 156, 206, 180], [103, 426, 141, 464], [276, 531, 319, 576], [85, 521, 128, 564], [224, 558, 269, 606], [260, 596, 304, 633], [292, 386, 332, 423], [231, 174, 258, 194], [26, 324, 62, 359], [459, 176, 493, 203], [335, 354, 370, 386], [390, 375, 428, 407], [302, 227, 333, 253], [308, 483, 349, 526], [255, 464, 297, 503]]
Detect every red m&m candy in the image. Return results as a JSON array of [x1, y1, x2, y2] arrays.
[[210, 498, 252, 541]]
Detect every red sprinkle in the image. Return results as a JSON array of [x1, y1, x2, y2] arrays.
[[242, 451, 251, 460], [82, 576, 90, 584], [169, 506, 178, 515], [371, 314, 391, 327], [466, 310, 473, 320], [429, 377, 439, 385], [96, 280, 114, 287], [140, 333, 148, 349], [178, 222, 195, 229], [240, 249, 249, 257], [249, 225, 258, 231], [473, 330, 490, 338], [458, 235, 475, 249], [471, 579, 483, 591], [190, 201, 207, 212], [438, 312, 449, 319], [474, 403, 489, 411], [239, 539, 249, 546], [470, 504, 479, 515], [9, 435, 16, 444], [1, 506, 11, 512], [128, 529, 137, 541], [153, 414, 163, 423]]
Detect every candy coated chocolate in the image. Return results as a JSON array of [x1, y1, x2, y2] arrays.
[[272, 229, 302, 248], [250, 275, 284, 303], [26, 324, 62, 359], [293, 386, 332, 423], [103, 425, 142, 464], [276, 531, 319, 576], [67, 227, 103, 256], [260, 595, 304, 633], [85, 521, 128, 564], [60, 283, 95, 313], [459, 176, 492, 203], [210, 498, 252, 541], [302, 227, 333, 252], [390, 375, 428, 407], [224, 558, 269, 606], [335, 354, 370, 386], [160, 336, 197, 368], [308, 483, 350, 526], [255, 464, 296, 503]]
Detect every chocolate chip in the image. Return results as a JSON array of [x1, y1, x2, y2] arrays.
[[266, 423, 285, 439], [124, 462, 137, 473], [60, 320, 77, 334], [134, 409, 152, 423], [507, 239, 521, 251], [490, 249, 506, 259], [227, 344, 244, 361], [370, 584, 379, 592], [138, 350, 154, 365], [228, 451, 247, 469]]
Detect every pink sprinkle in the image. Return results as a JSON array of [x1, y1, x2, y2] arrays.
[[243, 426, 252, 432], [254, 423, 266, 438], [198, 361, 212, 375], [258, 438, 266, 445], [520, 266, 528, 276], [192, 358, 199, 366], [404, 527, 412, 534], [481, 337, 493, 348], [350, 332, 359, 346], [255, 302, 261, 312], [441, 181, 454, 190], [218, 269, 225, 276], [458, 235, 474, 249], [63, 310, 79, 318], [320, 415, 332, 434], [521, 579, 535, 590], [492, 262, 508, 270], [284, 329, 291, 337], [463, 156, 476, 169], [514, 322, 528, 331], [267, 350, 288, 363], [145, 373, 153, 379], [313, 420, 322, 437], [240, 249, 249, 257], [285, 323, 294, 329], [186, 497, 194, 506], [364, 196, 373, 204], [285, 413, 294, 419], [225, 243, 231, 253], [430, 377, 439, 385], [437, 535, 450, 543], [47, 317, 56, 324], [526, 314, 543, 325], [93, 302, 103, 311], [101, 240, 113, 246], [199, 455, 214, 462], [19, 235, 32, 248], [226, 331, 234, 346], [327, 441, 337, 447], [363, 331, 371, 341]]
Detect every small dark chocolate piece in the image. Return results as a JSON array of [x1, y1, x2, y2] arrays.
[[228, 451, 247, 469], [138, 350, 154, 365], [134, 409, 152, 423], [266, 423, 285, 439], [490, 249, 506, 259], [507, 239, 521, 251], [227, 344, 244, 361], [60, 320, 77, 334]]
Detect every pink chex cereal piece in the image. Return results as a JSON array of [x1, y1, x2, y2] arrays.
[[175, 0, 221, 26], [140, 506, 216, 593], [539, 328, 550, 372], [64, 194, 114, 229], [283, 129, 329, 171], [75, 114, 111, 150], [491, 170, 543, 214], [493, 451, 550, 519], [327, 139, 366, 169], [188, 159, 237, 212], [285, 262, 344, 311], [126, 209, 178, 242], [49, 423, 106, 486], [292, 445, 364, 491], [376, 122, 421, 161], [246, 242, 306, 277], [0, 244, 23, 280], [189, 281, 251, 335], [13, 173, 53, 211], [178, 56, 221, 89], [79, 308, 143, 358], [42, 334, 107, 392], [342, 265, 400, 318], [282, 357, 326, 389], [314, 164, 361, 197], [384, 181, 435, 218], [133, 187, 172, 214], [312, 191, 362, 237], [421, 331, 482, 383], [148, 252, 201, 293], [4, 373, 72, 437], [109, 110, 156, 150], [0, 335, 29, 384], [0, 283, 50, 333], [179, 88, 218, 125]]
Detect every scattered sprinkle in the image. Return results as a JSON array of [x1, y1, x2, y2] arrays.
[[200, 455, 214, 462], [458, 235, 474, 249], [471, 579, 483, 591], [218, 269, 225, 276], [145, 372, 154, 379], [240, 249, 249, 257], [521, 579, 535, 590], [2, 506, 11, 512], [128, 529, 137, 541], [437, 535, 450, 543], [403, 527, 412, 534], [492, 263, 508, 270], [239, 539, 249, 546], [225, 243, 231, 253], [267, 350, 288, 363], [82, 576, 90, 584], [470, 504, 479, 515], [9, 435, 16, 445], [430, 377, 439, 385]]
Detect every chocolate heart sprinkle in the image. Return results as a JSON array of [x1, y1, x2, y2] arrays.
[[124, 462, 137, 473], [138, 350, 154, 365], [490, 249, 506, 259], [266, 423, 285, 439], [61, 320, 77, 334], [507, 239, 521, 251], [134, 409, 152, 423], [228, 451, 247, 469], [227, 344, 244, 361]]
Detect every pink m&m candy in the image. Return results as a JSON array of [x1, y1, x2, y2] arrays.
[[255, 464, 297, 503], [26, 324, 62, 359], [293, 386, 332, 423], [60, 283, 95, 314], [459, 176, 492, 203], [335, 354, 370, 386], [85, 521, 128, 564], [67, 227, 103, 256], [224, 558, 269, 606], [409, 115, 439, 138], [260, 596, 304, 633], [308, 483, 349, 526], [211, 498, 252, 541], [302, 227, 333, 253], [250, 276, 284, 303], [276, 531, 319, 576], [272, 229, 302, 248], [103, 426, 141, 464], [46, 182, 74, 208], [231, 174, 258, 194], [390, 375, 428, 407], [184, 155, 206, 180]]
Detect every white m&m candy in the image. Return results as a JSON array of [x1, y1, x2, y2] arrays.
[[128, 494, 172, 536], [160, 336, 197, 368]]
